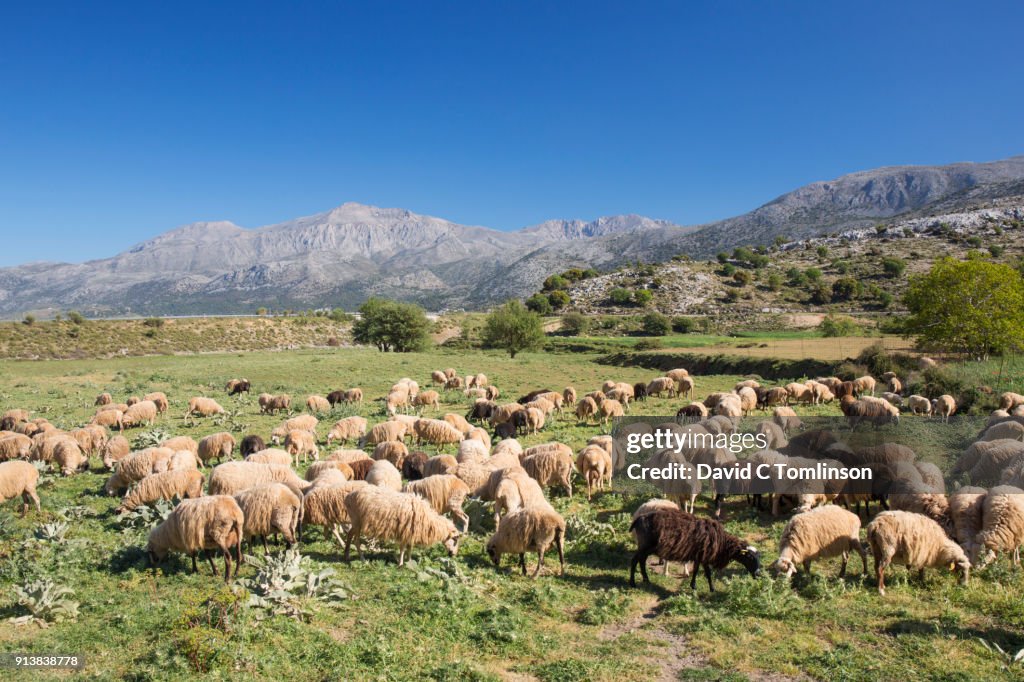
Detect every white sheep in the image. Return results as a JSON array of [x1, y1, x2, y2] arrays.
[[146, 495, 244, 582], [486, 506, 566, 577], [975, 485, 1024, 567], [771, 505, 867, 578], [234, 483, 302, 551], [866, 510, 970, 595], [0, 460, 41, 515], [343, 486, 461, 566]]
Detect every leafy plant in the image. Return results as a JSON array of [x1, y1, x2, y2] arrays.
[[35, 520, 69, 543], [118, 499, 175, 531], [239, 549, 351, 620], [10, 577, 80, 626], [132, 428, 173, 449], [576, 588, 628, 624]]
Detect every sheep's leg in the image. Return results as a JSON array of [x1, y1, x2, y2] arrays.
[[223, 548, 232, 582], [839, 551, 849, 578], [703, 564, 715, 592], [918, 568, 926, 585], [556, 531, 565, 576], [453, 509, 470, 533], [206, 551, 219, 576], [876, 556, 889, 595], [532, 548, 545, 578], [519, 553, 527, 576], [191, 553, 199, 574], [397, 547, 406, 567], [262, 535, 270, 554], [689, 567, 699, 590], [714, 494, 725, 519], [803, 559, 812, 575]]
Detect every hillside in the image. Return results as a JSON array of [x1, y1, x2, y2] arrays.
[[547, 200, 1024, 326], [1, 156, 1023, 317]]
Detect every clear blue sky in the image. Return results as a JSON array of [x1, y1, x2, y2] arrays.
[[1, 1, 1022, 266]]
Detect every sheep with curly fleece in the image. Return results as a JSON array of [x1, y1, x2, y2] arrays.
[[840, 396, 899, 430], [161, 436, 199, 458], [521, 450, 573, 498], [325, 416, 368, 447], [456, 438, 489, 465], [305, 459, 354, 482], [755, 420, 788, 450], [455, 461, 494, 497], [486, 504, 565, 577], [431, 370, 447, 385], [385, 389, 410, 416], [866, 510, 970, 595], [1000, 392, 1024, 411], [187, 397, 226, 418], [402, 451, 429, 481], [907, 395, 932, 416], [70, 424, 107, 455], [932, 395, 957, 423], [226, 379, 250, 396], [0, 433, 32, 461], [953, 439, 1024, 485], [191, 432, 232, 468], [95, 393, 112, 406], [207, 461, 310, 497], [629, 508, 760, 591], [413, 418, 464, 449], [981, 420, 1024, 442], [101, 436, 130, 470], [239, 435, 265, 458], [413, 390, 441, 412], [772, 506, 866, 580], [466, 426, 491, 449], [489, 402, 525, 428], [574, 396, 599, 425], [116, 469, 205, 513], [234, 482, 301, 551], [491, 470, 549, 522], [424, 454, 459, 477], [373, 440, 408, 469], [949, 486, 987, 560], [168, 449, 200, 472], [525, 396, 556, 417], [361, 421, 406, 447], [561, 387, 577, 407], [147, 496, 244, 582], [0, 460, 40, 515], [887, 479, 952, 534], [258, 393, 291, 415], [975, 485, 1024, 566], [403, 474, 471, 532], [91, 409, 124, 431], [284, 429, 319, 464], [246, 448, 293, 466], [599, 398, 625, 426], [306, 395, 331, 413], [492, 438, 523, 459], [343, 486, 461, 566], [326, 449, 371, 464], [714, 395, 743, 419], [104, 447, 173, 495], [576, 444, 612, 501], [366, 459, 402, 492], [770, 407, 801, 434], [443, 413, 473, 436], [300, 479, 367, 542], [735, 387, 757, 415], [646, 377, 676, 398], [852, 375, 876, 397]]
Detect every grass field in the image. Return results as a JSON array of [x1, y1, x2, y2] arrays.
[[1, 347, 1023, 681]]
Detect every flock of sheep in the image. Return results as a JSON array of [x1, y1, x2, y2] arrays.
[[2, 361, 1024, 599]]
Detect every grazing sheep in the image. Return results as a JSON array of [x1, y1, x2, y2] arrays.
[[576, 445, 613, 501], [953, 439, 1024, 484], [443, 376, 464, 391], [887, 377, 902, 395], [562, 387, 577, 407], [975, 485, 1024, 566], [300, 479, 368, 542], [771, 505, 866, 578], [0, 433, 33, 461], [629, 508, 761, 591], [413, 419, 464, 448], [646, 377, 677, 398], [949, 486, 988, 560], [234, 483, 301, 550], [432, 370, 447, 385], [467, 399, 497, 423], [424, 454, 459, 477], [999, 392, 1024, 411], [95, 393, 112, 406], [981, 421, 1024, 442], [104, 448, 173, 495], [366, 459, 402, 492], [908, 395, 932, 416], [599, 398, 624, 426], [373, 441, 409, 469], [226, 379, 251, 396], [146, 496, 244, 582], [91, 409, 124, 431], [305, 459, 354, 482], [714, 395, 743, 419], [840, 396, 899, 430], [69, 425, 107, 455], [362, 421, 407, 447], [326, 416, 368, 446], [490, 470, 547, 520], [101, 436, 131, 470], [490, 403, 525, 427], [575, 396, 599, 424], [443, 413, 473, 436], [486, 505, 566, 577], [346, 458, 373, 481], [0, 460, 41, 514], [326, 449, 371, 464], [116, 469, 205, 513], [404, 475, 471, 532], [239, 435, 266, 458], [457, 438, 489, 465], [284, 429, 319, 464], [414, 390, 441, 411], [198, 432, 236, 467], [187, 397, 226, 417], [736, 387, 758, 415], [402, 451, 429, 481], [853, 376, 876, 397], [785, 382, 812, 405], [886, 479, 952, 534], [755, 420, 788, 450], [306, 395, 331, 413], [932, 395, 957, 423], [246, 448, 292, 466], [167, 449, 199, 472], [866, 510, 970, 595], [259, 393, 291, 415], [676, 403, 709, 421], [207, 461, 310, 497], [879, 392, 902, 408], [343, 486, 461, 566], [521, 450, 573, 497]]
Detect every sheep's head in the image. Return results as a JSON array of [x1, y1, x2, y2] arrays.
[[485, 538, 500, 565], [770, 556, 797, 578], [444, 528, 461, 557], [735, 545, 761, 578]]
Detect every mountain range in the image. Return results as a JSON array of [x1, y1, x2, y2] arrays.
[[2, 155, 1023, 317]]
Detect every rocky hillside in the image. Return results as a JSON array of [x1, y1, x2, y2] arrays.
[[551, 201, 1024, 322], [1, 156, 1022, 317]]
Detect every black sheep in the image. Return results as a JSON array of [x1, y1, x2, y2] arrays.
[[466, 400, 496, 423], [675, 404, 705, 422], [517, 389, 554, 405], [239, 435, 265, 458], [228, 380, 251, 396], [629, 508, 760, 591], [0, 416, 15, 432], [402, 451, 429, 481], [632, 382, 648, 402], [326, 390, 346, 407]]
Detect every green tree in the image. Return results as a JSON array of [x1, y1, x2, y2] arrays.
[[809, 282, 831, 305], [481, 300, 546, 358], [671, 316, 697, 333], [67, 311, 85, 325], [561, 268, 584, 281], [904, 258, 1024, 359], [820, 314, 860, 337], [989, 245, 1005, 258], [816, 245, 829, 259], [547, 290, 571, 310], [721, 263, 736, 277], [732, 270, 753, 287], [716, 252, 729, 264], [581, 268, 599, 279], [22, 314, 35, 326], [542, 274, 569, 291], [831, 278, 861, 301], [352, 298, 431, 352], [805, 267, 822, 282], [525, 293, 553, 315], [560, 312, 590, 336], [328, 308, 352, 323], [641, 312, 671, 336], [767, 273, 783, 292], [881, 257, 906, 278], [633, 289, 654, 306], [609, 288, 632, 305]]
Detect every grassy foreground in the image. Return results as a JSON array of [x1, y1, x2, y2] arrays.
[[0, 347, 1022, 681]]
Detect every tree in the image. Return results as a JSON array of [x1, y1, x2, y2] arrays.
[[881, 257, 906, 278], [67, 311, 85, 325], [547, 290, 570, 310], [805, 267, 822, 282], [633, 289, 654, 306], [732, 270, 753, 287], [542, 274, 569, 291], [481, 300, 546, 358], [525, 293, 552, 315], [560, 312, 590, 336], [609, 288, 632, 305], [820, 314, 860, 337], [831, 278, 861, 301], [767, 273, 783, 292], [904, 258, 1024, 359], [22, 314, 35, 326], [671, 316, 697, 333], [641, 312, 671, 336], [809, 282, 831, 305], [352, 298, 431, 352], [716, 252, 729, 264], [328, 308, 352, 323]]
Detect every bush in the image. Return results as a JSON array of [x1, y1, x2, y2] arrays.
[[547, 290, 570, 310], [805, 267, 822, 282], [724, 289, 740, 303], [328, 308, 352, 323], [560, 312, 590, 336], [671, 316, 697, 333], [634, 338, 664, 351], [809, 283, 831, 305], [143, 317, 165, 328], [640, 312, 670, 336], [882, 257, 907, 278], [732, 271, 753, 286], [352, 298, 432, 352], [766, 273, 783, 292], [990, 245, 1005, 257], [481, 300, 546, 358], [721, 263, 736, 277], [542, 275, 569, 291], [609, 288, 632, 305], [67, 311, 85, 325], [831, 278, 861, 301], [22, 314, 35, 326], [633, 289, 654, 307], [525, 293, 553, 315], [819, 314, 860, 337]]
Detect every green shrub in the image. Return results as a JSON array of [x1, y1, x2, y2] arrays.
[[609, 288, 632, 305], [819, 314, 860, 337], [143, 317, 165, 328], [640, 312, 670, 336], [560, 312, 590, 336], [547, 290, 570, 310], [632, 289, 653, 306], [525, 293, 553, 315], [671, 316, 697, 333]]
